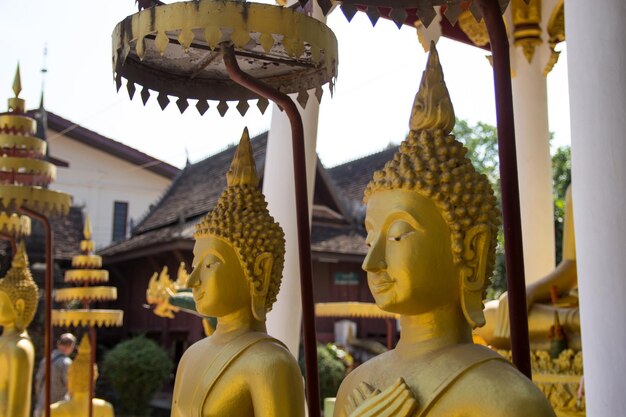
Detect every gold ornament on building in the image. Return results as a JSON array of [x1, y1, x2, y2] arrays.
[[512, 0, 543, 64], [458, 10, 490, 47], [544, 0, 565, 76]]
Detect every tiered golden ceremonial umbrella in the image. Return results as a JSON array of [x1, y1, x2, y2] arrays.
[[52, 216, 123, 417], [112, 3, 338, 414], [0, 66, 72, 417]]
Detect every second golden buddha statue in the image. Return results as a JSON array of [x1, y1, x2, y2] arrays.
[[170, 129, 305, 417], [50, 336, 115, 417], [333, 44, 556, 417]]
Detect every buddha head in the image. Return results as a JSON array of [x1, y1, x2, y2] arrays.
[[362, 43, 499, 328], [0, 241, 39, 332], [189, 128, 285, 322], [67, 336, 97, 395]]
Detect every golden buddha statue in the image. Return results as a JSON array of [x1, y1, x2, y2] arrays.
[[477, 184, 580, 351], [0, 242, 39, 417], [50, 336, 114, 417], [333, 44, 556, 417], [170, 128, 305, 417]]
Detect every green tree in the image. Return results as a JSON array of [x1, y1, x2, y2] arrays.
[[552, 146, 572, 263], [453, 119, 506, 299], [102, 335, 173, 416], [452, 119, 571, 299]]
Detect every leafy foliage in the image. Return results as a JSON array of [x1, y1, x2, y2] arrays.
[[300, 343, 347, 405], [552, 146, 572, 263], [102, 335, 173, 416], [453, 119, 571, 299]]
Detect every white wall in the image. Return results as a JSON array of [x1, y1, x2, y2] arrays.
[[48, 131, 172, 248]]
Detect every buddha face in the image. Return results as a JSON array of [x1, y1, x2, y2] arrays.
[[188, 235, 250, 318], [363, 189, 458, 315], [0, 290, 18, 328]]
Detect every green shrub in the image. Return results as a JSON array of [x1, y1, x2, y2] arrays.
[[300, 343, 347, 405], [102, 336, 172, 416]]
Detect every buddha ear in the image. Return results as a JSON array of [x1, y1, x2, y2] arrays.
[[460, 224, 491, 329], [14, 299, 25, 330], [251, 252, 273, 322]]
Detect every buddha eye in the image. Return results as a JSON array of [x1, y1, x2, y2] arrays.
[[388, 231, 415, 242], [205, 260, 220, 269]]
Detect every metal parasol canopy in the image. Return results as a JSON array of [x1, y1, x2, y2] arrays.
[[112, 2, 338, 415]]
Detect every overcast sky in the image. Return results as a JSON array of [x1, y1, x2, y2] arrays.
[[0, 1, 570, 169]]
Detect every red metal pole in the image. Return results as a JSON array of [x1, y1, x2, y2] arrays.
[[221, 43, 321, 417], [89, 327, 96, 417], [477, 0, 532, 378], [21, 207, 54, 416], [385, 319, 392, 350]]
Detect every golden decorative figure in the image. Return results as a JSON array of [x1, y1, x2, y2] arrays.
[[458, 11, 490, 47], [146, 263, 216, 336], [333, 43, 556, 417], [512, 0, 543, 64], [0, 242, 39, 417], [50, 336, 114, 417], [171, 128, 304, 417], [478, 184, 580, 351], [544, 0, 565, 76]]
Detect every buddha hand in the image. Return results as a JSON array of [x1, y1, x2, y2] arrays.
[[346, 378, 418, 417]]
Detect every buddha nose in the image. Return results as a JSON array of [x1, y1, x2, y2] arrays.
[[188, 264, 201, 288], [362, 237, 386, 273]]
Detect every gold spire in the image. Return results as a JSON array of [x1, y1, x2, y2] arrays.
[[409, 41, 455, 135], [226, 127, 259, 188], [13, 64, 22, 98], [83, 214, 92, 241]]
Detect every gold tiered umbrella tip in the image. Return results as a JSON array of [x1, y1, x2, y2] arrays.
[[83, 214, 92, 240], [12, 64, 21, 98]]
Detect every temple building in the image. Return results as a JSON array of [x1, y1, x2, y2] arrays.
[[98, 133, 395, 360]]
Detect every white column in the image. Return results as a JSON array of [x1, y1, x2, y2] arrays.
[[565, 1, 626, 415], [509, 13, 556, 285]]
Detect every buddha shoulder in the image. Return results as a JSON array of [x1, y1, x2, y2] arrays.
[[431, 359, 556, 417], [237, 338, 301, 377], [1, 336, 33, 360]]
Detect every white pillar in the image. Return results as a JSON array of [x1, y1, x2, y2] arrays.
[[263, 87, 321, 356], [510, 26, 556, 285], [565, 1, 626, 415]]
